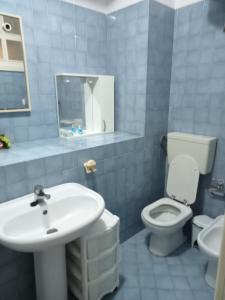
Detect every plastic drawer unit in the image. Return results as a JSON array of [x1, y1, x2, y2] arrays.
[[67, 210, 120, 300]]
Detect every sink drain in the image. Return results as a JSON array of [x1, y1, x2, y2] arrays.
[[46, 228, 58, 235]]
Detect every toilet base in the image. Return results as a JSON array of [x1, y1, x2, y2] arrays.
[[205, 260, 218, 288], [149, 229, 186, 256]]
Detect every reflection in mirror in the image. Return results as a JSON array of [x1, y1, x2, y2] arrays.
[[0, 71, 27, 109], [55, 74, 114, 138], [57, 76, 87, 130], [0, 12, 31, 112]]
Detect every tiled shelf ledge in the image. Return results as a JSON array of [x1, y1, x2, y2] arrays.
[[0, 132, 142, 167], [0, 131, 145, 203]]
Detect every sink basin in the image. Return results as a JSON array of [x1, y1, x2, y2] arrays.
[[0, 183, 105, 252], [0, 183, 105, 300]]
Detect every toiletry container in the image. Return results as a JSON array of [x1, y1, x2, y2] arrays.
[[192, 215, 213, 247], [67, 210, 120, 300]]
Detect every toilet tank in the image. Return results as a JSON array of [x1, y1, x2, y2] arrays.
[[167, 132, 217, 175]]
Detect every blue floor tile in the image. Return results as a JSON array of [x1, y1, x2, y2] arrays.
[[140, 288, 158, 300], [139, 274, 155, 288], [153, 263, 169, 275], [122, 288, 141, 300], [193, 290, 215, 300], [155, 275, 173, 290], [103, 229, 214, 300], [158, 289, 176, 300], [172, 276, 190, 290], [175, 290, 195, 300], [168, 264, 184, 276]]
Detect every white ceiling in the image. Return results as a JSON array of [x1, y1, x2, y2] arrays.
[[62, 0, 203, 13]]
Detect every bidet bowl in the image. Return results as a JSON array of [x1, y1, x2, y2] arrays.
[[197, 215, 224, 288], [198, 215, 224, 260]]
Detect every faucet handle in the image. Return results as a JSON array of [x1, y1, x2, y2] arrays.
[[34, 185, 45, 196], [34, 185, 51, 199]]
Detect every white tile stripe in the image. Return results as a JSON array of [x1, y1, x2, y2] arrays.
[[105, 0, 145, 14], [62, 0, 204, 13], [174, 0, 203, 9], [148, 0, 204, 10]]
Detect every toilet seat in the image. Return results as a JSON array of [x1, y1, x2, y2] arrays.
[[142, 197, 192, 228], [167, 154, 200, 205], [142, 155, 199, 229], [141, 154, 200, 256]]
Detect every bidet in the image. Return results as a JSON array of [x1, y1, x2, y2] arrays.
[[198, 215, 224, 288]]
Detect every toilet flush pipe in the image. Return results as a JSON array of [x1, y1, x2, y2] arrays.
[[215, 213, 225, 300]]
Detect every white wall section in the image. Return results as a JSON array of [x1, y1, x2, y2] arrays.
[[62, 0, 109, 13], [153, 0, 175, 9], [174, 0, 203, 9], [62, 0, 203, 13], [153, 0, 203, 9], [105, 0, 145, 13]]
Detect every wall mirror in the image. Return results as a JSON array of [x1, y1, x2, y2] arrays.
[[55, 73, 114, 138], [0, 12, 31, 112]]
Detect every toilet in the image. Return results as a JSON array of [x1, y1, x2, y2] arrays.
[[142, 132, 217, 256]]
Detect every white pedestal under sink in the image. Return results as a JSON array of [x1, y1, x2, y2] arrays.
[[34, 246, 68, 300], [0, 183, 105, 300]]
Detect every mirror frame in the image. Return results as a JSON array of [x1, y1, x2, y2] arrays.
[[0, 12, 31, 113], [54, 73, 115, 138]]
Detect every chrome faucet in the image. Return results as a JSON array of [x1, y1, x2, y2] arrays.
[[30, 185, 51, 207]]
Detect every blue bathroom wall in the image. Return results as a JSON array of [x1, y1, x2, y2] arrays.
[[0, 1, 175, 299], [168, 0, 225, 217], [0, 0, 107, 142], [106, 1, 149, 135], [0, 0, 151, 141], [145, 0, 174, 197]]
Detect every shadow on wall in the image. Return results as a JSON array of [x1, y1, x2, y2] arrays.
[[208, 0, 225, 28]]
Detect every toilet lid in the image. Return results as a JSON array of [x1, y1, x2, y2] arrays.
[[166, 154, 200, 205]]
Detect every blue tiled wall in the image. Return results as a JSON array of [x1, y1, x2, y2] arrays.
[[0, 0, 107, 142], [168, 0, 225, 217], [145, 0, 174, 195], [106, 1, 149, 135], [0, 1, 175, 299], [0, 0, 150, 141]]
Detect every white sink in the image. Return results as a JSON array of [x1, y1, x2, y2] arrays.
[[0, 183, 105, 252], [0, 183, 105, 300]]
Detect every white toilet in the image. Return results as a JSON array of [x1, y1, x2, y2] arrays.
[[142, 132, 217, 256]]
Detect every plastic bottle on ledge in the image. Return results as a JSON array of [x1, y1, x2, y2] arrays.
[[71, 123, 76, 135], [78, 125, 83, 135]]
